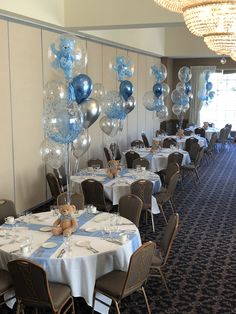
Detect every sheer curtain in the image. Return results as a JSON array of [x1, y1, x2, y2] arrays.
[[189, 66, 216, 126]]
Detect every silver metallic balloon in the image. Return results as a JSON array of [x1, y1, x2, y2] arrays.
[[72, 129, 91, 159], [124, 96, 136, 114], [40, 138, 65, 169], [99, 116, 119, 137], [80, 98, 101, 129]]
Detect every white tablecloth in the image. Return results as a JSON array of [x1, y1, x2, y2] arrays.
[[71, 168, 162, 214], [122, 148, 191, 172], [0, 211, 141, 313], [153, 135, 208, 149]]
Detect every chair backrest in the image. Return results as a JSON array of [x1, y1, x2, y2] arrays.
[[46, 173, 62, 201], [165, 171, 180, 199], [194, 127, 206, 138], [195, 147, 205, 167], [162, 138, 177, 148], [141, 133, 150, 148], [0, 200, 17, 225], [225, 123, 232, 130], [87, 159, 103, 169], [164, 163, 180, 187], [167, 152, 183, 167], [81, 179, 107, 211], [130, 140, 144, 148], [185, 137, 198, 152], [132, 158, 150, 170], [208, 132, 218, 150], [218, 127, 228, 142], [125, 151, 140, 168], [160, 213, 179, 265], [110, 143, 122, 160], [188, 142, 200, 162], [8, 259, 54, 309], [104, 147, 111, 163], [57, 192, 84, 210], [118, 194, 143, 227], [183, 129, 193, 136], [53, 165, 67, 187], [121, 242, 156, 297], [130, 180, 153, 211]]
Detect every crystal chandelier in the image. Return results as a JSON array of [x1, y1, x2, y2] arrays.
[[154, 0, 236, 58]]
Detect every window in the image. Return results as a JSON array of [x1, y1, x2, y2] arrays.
[[200, 71, 236, 129]]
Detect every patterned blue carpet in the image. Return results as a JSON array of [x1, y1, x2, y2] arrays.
[[2, 146, 236, 313]]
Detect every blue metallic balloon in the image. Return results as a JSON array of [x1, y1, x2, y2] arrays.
[[153, 83, 163, 98], [71, 74, 93, 104], [208, 91, 215, 100], [119, 80, 133, 101], [206, 82, 213, 91]]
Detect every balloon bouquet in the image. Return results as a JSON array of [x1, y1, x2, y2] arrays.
[[99, 55, 135, 159], [143, 63, 169, 119], [40, 34, 101, 202], [198, 70, 215, 105], [171, 66, 193, 129]]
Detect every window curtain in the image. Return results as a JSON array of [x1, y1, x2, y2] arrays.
[[189, 66, 216, 126]]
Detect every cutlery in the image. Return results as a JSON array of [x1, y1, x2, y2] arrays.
[[57, 249, 65, 258], [86, 245, 99, 253]]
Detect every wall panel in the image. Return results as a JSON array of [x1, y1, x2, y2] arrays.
[[9, 22, 45, 212], [0, 20, 14, 200]]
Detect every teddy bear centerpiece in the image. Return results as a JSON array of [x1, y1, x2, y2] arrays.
[[107, 160, 120, 179], [176, 128, 184, 139], [52, 204, 78, 236], [150, 139, 160, 153]]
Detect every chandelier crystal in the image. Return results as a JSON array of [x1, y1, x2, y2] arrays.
[[154, 0, 236, 58]]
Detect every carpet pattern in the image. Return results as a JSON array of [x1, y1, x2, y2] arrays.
[[2, 147, 236, 313]]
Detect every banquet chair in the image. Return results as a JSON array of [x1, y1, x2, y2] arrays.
[[216, 128, 229, 151], [183, 129, 193, 136], [159, 163, 180, 188], [0, 269, 14, 307], [104, 147, 112, 163], [130, 140, 144, 148], [125, 151, 140, 168], [141, 132, 150, 148], [87, 159, 103, 169], [185, 137, 198, 153], [188, 141, 200, 162], [130, 180, 155, 232], [162, 138, 177, 148], [8, 258, 75, 314], [46, 173, 63, 204], [204, 132, 218, 162], [118, 194, 143, 227], [149, 213, 179, 293], [110, 143, 122, 161], [194, 127, 206, 138], [132, 158, 150, 170], [0, 199, 17, 225], [181, 147, 205, 183], [57, 192, 85, 210], [81, 179, 113, 212], [157, 152, 183, 185], [53, 165, 67, 192], [154, 171, 180, 224], [92, 241, 156, 314]]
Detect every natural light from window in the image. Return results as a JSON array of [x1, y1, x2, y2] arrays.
[[200, 72, 236, 129]]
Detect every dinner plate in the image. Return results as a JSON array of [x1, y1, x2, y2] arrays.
[[39, 226, 52, 232], [4, 221, 16, 225], [76, 240, 90, 247], [41, 242, 57, 249]]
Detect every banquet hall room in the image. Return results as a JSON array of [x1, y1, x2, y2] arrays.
[[1, 1, 236, 313]]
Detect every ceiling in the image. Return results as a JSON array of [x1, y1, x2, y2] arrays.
[[0, 0, 217, 58]]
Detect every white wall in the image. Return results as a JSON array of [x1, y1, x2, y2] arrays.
[[0, 18, 161, 212]]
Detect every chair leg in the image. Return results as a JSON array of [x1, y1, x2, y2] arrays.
[[114, 300, 121, 314], [150, 212, 155, 232], [158, 268, 170, 295], [16, 301, 21, 314], [169, 199, 176, 213], [194, 168, 200, 181], [159, 204, 167, 225], [141, 286, 151, 314]]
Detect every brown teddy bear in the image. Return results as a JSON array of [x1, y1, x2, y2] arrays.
[[52, 204, 78, 236], [107, 160, 120, 179]]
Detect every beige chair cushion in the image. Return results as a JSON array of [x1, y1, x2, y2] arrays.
[[95, 270, 126, 298], [49, 282, 71, 310]]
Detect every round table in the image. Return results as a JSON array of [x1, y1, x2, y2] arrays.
[[153, 135, 208, 149], [0, 211, 141, 313]]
